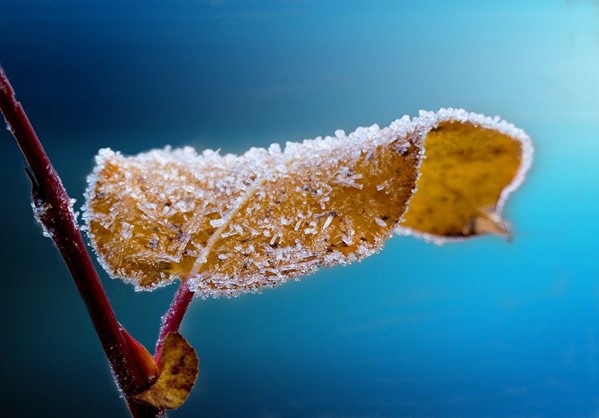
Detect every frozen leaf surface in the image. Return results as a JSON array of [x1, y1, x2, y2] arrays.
[[84, 109, 532, 297], [134, 332, 198, 410]]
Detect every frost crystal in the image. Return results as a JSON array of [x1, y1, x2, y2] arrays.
[[31, 200, 53, 238]]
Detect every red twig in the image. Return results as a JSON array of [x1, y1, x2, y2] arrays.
[[0, 68, 162, 418], [155, 280, 195, 367]]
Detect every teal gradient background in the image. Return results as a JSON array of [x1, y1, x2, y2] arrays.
[[1, 1, 598, 417]]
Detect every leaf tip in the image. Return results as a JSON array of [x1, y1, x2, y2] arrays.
[[472, 208, 512, 240]]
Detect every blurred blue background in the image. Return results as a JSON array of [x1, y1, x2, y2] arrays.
[[1, 1, 598, 417]]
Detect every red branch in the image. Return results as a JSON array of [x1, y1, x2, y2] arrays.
[[0, 68, 163, 418], [155, 280, 195, 367]]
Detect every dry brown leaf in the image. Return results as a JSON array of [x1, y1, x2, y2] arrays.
[[134, 332, 198, 410], [84, 109, 532, 297]]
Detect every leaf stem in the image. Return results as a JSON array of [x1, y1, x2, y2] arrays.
[[155, 280, 194, 367], [0, 68, 162, 418]]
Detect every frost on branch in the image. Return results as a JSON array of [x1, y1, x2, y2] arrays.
[[83, 109, 532, 298]]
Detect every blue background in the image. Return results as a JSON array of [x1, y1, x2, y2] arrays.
[[1, 1, 598, 417]]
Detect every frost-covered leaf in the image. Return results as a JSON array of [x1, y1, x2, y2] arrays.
[[84, 120, 419, 296], [134, 332, 198, 410], [84, 108, 532, 298]]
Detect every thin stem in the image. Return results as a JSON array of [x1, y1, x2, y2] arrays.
[[0, 68, 162, 418], [155, 280, 194, 366]]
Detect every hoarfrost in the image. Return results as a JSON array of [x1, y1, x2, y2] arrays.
[[376, 180, 390, 192], [210, 219, 226, 228], [375, 217, 388, 228], [121, 222, 134, 239], [322, 214, 334, 231], [31, 201, 53, 238]]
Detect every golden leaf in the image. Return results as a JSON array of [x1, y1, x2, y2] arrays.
[[84, 109, 532, 297], [398, 119, 532, 242], [134, 332, 199, 410]]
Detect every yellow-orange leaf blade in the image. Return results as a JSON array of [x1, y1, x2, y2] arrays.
[[85, 123, 420, 297], [399, 119, 532, 241]]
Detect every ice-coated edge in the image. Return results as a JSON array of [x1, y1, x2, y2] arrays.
[[393, 108, 534, 245], [83, 149, 125, 289], [82, 148, 171, 292]]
